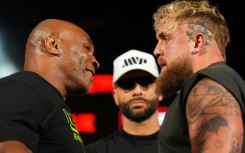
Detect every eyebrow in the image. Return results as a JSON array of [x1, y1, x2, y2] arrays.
[[157, 31, 170, 39], [81, 38, 94, 47], [86, 38, 94, 46], [159, 31, 168, 37], [89, 39, 94, 45]]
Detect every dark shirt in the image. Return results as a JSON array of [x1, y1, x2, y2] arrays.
[[158, 62, 245, 153], [85, 127, 158, 153], [0, 71, 85, 153]]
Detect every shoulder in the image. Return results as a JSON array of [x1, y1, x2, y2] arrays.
[[187, 78, 236, 105], [185, 78, 243, 152], [0, 71, 44, 90], [186, 77, 241, 119]]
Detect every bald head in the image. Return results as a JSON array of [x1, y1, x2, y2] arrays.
[[23, 18, 99, 98], [24, 18, 93, 69], [25, 19, 91, 56], [27, 19, 87, 41]]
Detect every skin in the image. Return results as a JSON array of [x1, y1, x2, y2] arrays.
[[153, 21, 243, 153], [113, 70, 163, 135], [0, 19, 100, 153]]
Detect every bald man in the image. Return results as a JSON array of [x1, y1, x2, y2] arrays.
[[0, 19, 100, 153]]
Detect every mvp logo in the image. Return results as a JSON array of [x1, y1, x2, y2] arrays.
[[122, 57, 147, 68]]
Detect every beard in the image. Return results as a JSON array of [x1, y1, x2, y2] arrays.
[[118, 97, 159, 123], [156, 56, 193, 97]]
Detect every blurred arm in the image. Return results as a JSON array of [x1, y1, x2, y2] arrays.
[[0, 141, 32, 153]]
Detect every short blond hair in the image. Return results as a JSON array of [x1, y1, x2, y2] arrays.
[[153, 0, 230, 58]]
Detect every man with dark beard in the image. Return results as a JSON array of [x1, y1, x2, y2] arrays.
[[153, 0, 245, 153], [85, 49, 163, 153]]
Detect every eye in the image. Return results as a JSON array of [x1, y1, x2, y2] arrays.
[[164, 36, 170, 41], [81, 40, 94, 52], [83, 45, 90, 50], [159, 32, 170, 42]]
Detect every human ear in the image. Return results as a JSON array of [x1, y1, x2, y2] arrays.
[[112, 90, 119, 106], [191, 33, 205, 55], [158, 95, 163, 101], [45, 35, 60, 55]]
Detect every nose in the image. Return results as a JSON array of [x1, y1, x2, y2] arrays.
[[132, 84, 143, 96], [153, 42, 162, 58], [93, 57, 100, 70], [153, 48, 160, 58]]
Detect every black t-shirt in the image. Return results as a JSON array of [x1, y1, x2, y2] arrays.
[[0, 71, 85, 153], [158, 62, 245, 153], [85, 127, 158, 153]]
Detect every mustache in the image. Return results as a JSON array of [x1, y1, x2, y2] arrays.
[[128, 97, 147, 104]]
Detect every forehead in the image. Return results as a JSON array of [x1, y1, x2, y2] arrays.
[[69, 30, 94, 46], [156, 24, 187, 40], [157, 18, 187, 33], [66, 25, 91, 40]]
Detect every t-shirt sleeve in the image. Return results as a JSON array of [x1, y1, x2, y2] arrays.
[[0, 81, 47, 151]]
